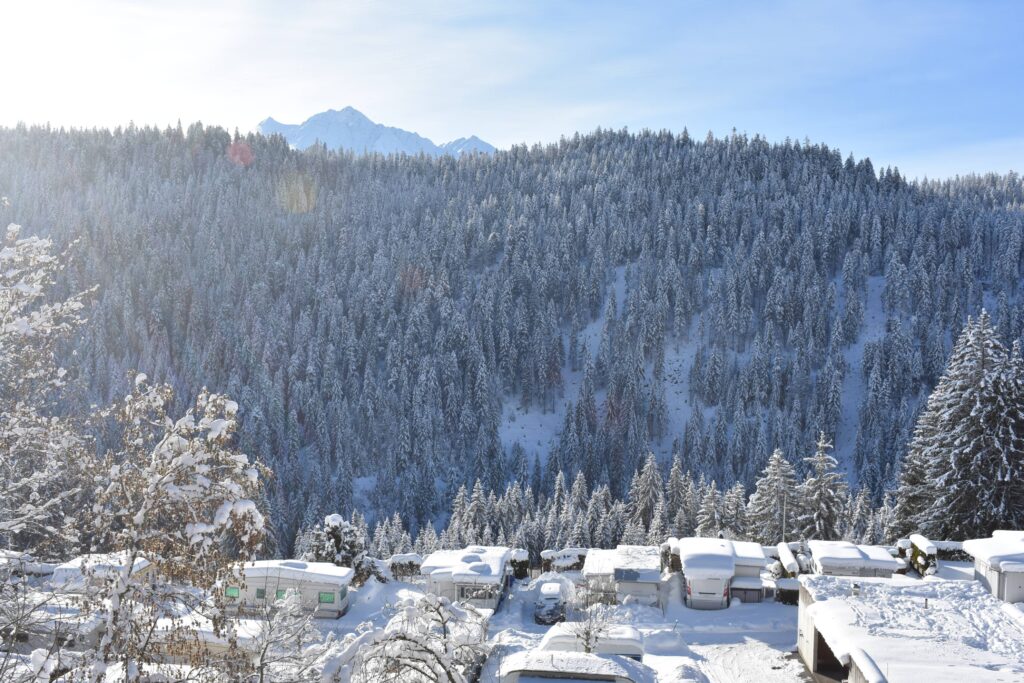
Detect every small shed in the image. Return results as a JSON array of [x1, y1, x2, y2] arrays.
[[962, 532, 1024, 603], [807, 541, 904, 578], [227, 559, 354, 618], [581, 545, 662, 607], [420, 545, 513, 611]]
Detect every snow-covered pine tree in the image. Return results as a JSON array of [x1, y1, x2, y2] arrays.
[[695, 482, 721, 537], [745, 449, 800, 544], [798, 433, 848, 540], [906, 313, 1024, 539]]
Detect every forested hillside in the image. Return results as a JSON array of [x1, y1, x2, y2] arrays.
[[1, 124, 1022, 552]]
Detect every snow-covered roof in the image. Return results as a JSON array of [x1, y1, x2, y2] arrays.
[[807, 541, 902, 571], [581, 546, 660, 583], [963, 534, 1024, 570], [673, 538, 735, 579], [731, 540, 768, 568], [800, 575, 1024, 682], [776, 542, 799, 575], [52, 552, 151, 589], [581, 545, 660, 582], [499, 649, 655, 682], [729, 575, 769, 591], [237, 559, 354, 586], [0, 549, 55, 576], [420, 546, 511, 585], [539, 623, 644, 656], [908, 533, 936, 555], [388, 553, 423, 565]]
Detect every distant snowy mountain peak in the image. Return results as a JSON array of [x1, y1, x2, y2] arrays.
[[258, 108, 495, 157]]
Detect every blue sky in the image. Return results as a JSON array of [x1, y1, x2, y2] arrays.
[[1, 0, 1021, 178]]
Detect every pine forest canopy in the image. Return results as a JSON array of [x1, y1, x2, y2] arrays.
[[0, 123, 1022, 552]]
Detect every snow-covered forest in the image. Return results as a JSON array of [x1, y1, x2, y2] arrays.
[[1, 124, 1023, 553]]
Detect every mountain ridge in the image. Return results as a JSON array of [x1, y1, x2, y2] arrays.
[[258, 107, 495, 157]]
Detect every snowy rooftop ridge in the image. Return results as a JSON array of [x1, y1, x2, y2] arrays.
[[236, 559, 354, 585], [963, 532, 1024, 569], [800, 574, 1024, 682], [420, 546, 511, 585]]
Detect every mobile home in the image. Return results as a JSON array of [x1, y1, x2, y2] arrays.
[[669, 537, 769, 609], [420, 545, 513, 611], [226, 559, 354, 618], [581, 545, 662, 607]]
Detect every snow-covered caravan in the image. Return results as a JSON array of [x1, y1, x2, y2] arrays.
[[962, 532, 1024, 603], [581, 545, 662, 607], [669, 537, 769, 608], [538, 623, 644, 660], [51, 552, 153, 593], [419, 545, 513, 611], [807, 540, 904, 578], [797, 574, 1024, 682], [498, 649, 656, 683], [226, 559, 354, 618]]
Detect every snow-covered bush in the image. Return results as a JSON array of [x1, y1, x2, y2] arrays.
[[300, 515, 384, 587]]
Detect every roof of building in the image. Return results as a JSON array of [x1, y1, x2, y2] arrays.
[[498, 649, 656, 682], [963, 534, 1024, 570], [807, 540, 903, 571], [52, 552, 151, 589], [538, 623, 644, 656], [799, 575, 1024, 683], [237, 559, 354, 586], [582, 545, 661, 582], [420, 546, 511, 585]]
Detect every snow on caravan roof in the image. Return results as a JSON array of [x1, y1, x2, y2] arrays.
[[800, 575, 1024, 682], [807, 541, 901, 571], [673, 538, 735, 579], [731, 540, 768, 568], [499, 649, 656, 683], [963, 535, 1024, 570], [52, 552, 150, 588], [420, 546, 511, 585], [239, 560, 354, 585], [582, 546, 660, 582]]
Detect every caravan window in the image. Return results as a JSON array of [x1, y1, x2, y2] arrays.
[[318, 592, 336, 604], [276, 589, 287, 600], [225, 586, 240, 598], [458, 585, 495, 601]]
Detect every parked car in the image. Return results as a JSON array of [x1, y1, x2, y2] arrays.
[[534, 581, 566, 624]]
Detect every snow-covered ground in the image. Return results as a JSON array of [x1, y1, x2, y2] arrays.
[[307, 573, 810, 682]]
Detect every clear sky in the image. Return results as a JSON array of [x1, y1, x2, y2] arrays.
[[1, 0, 1021, 179]]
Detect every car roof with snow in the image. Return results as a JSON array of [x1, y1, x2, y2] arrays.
[[420, 545, 512, 585], [237, 559, 354, 585], [799, 574, 1024, 682]]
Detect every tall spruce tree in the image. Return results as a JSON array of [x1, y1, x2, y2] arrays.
[[746, 449, 800, 544], [798, 433, 847, 540]]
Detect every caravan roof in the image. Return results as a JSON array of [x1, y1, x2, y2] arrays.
[[963, 535, 1024, 570], [420, 546, 511, 585], [807, 541, 902, 572], [238, 559, 354, 586]]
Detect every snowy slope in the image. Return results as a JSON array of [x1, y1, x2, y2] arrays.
[[258, 107, 494, 157]]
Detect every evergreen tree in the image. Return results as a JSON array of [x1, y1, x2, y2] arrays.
[[798, 433, 848, 540], [745, 449, 800, 544]]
